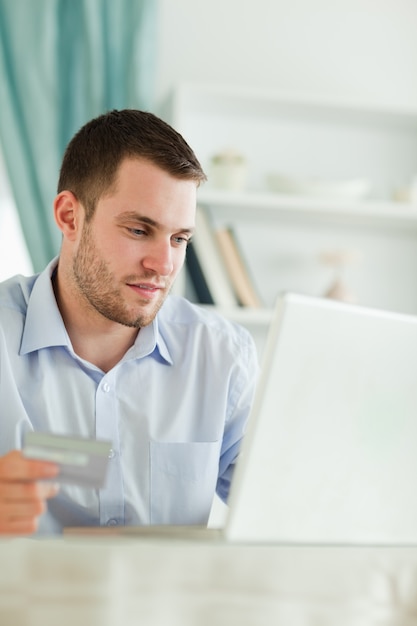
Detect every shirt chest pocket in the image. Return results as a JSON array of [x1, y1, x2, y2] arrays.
[[149, 440, 221, 525]]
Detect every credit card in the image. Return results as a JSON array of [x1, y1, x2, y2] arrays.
[[23, 432, 112, 488]]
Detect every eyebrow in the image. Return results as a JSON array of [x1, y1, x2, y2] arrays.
[[116, 212, 195, 234]]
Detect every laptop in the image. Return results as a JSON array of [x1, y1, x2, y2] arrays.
[[67, 293, 417, 544], [225, 292, 417, 545]]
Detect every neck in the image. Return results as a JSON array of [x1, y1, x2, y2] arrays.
[[52, 267, 139, 373]]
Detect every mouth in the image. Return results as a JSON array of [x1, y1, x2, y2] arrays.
[[127, 282, 164, 299]]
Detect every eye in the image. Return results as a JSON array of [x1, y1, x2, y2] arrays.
[[128, 228, 146, 237], [172, 235, 191, 246]]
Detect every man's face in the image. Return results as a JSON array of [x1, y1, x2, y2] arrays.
[[71, 158, 197, 328]]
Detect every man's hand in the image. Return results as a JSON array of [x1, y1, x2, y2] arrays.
[[0, 450, 59, 535]]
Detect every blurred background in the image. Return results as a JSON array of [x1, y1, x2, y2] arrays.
[[1, 0, 417, 282]]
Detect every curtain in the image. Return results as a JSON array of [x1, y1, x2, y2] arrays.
[[0, 0, 157, 272]]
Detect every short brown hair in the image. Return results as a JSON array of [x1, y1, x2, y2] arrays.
[[57, 109, 207, 219]]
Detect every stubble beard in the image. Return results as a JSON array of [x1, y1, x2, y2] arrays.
[[72, 223, 168, 328]]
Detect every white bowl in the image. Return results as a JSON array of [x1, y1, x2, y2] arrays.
[[266, 173, 371, 200]]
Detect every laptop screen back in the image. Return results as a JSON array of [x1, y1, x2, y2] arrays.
[[225, 293, 417, 544]]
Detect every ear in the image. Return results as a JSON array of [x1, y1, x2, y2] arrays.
[[53, 191, 82, 240]]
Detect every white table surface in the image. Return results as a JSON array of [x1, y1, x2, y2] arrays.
[[2, 536, 417, 625]]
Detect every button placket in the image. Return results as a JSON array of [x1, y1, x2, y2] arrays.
[[96, 372, 124, 526]]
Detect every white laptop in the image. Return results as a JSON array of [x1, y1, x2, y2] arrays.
[[225, 292, 417, 545], [68, 293, 417, 544]]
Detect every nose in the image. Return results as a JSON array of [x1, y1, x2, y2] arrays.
[[142, 239, 174, 276]]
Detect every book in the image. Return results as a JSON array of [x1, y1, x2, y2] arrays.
[[214, 227, 262, 308], [187, 206, 238, 307], [186, 241, 215, 304]]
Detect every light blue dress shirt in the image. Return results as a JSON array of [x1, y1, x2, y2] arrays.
[[0, 259, 259, 534]]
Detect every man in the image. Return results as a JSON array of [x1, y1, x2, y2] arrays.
[[0, 110, 259, 535]]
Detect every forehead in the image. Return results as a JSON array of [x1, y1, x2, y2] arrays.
[[98, 158, 197, 229], [113, 157, 195, 187]]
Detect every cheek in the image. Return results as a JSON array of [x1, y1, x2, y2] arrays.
[[103, 236, 136, 258], [173, 248, 187, 273]]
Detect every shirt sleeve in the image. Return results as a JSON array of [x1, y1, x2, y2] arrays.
[[216, 327, 260, 503]]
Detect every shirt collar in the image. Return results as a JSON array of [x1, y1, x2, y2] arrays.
[[127, 316, 173, 365], [20, 258, 69, 355], [20, 257, 173, 365]]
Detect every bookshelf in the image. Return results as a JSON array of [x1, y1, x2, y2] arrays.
[[197, 189, 417, 229], [163, 83, 417, 355]]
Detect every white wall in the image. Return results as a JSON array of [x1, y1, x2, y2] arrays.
[[155, 0, 417, 109]]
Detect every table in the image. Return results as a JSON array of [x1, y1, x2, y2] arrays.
[[1, 537, 417, 625]]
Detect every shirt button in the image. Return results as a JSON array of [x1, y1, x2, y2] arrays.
[[108, 449, 116, 459], [102, 382, 111, 393], [106, 518, 118, 527]]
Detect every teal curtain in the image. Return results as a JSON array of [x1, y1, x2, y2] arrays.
[[0, 0, 157, 272]]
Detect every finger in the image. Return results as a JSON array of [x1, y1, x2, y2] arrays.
[[0, 498, 46, 520], [37, 482, 60, 500], [0, 480, 60, 502], [0, 516, 42, 536], [0, 450, 59, 482], [0, 482, 60, 536]]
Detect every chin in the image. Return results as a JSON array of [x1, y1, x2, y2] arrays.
[[129, 304, 163, 328]]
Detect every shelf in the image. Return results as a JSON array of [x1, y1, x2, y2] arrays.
[[170, 83, 417, 204], [198, 189, 417, 230]]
